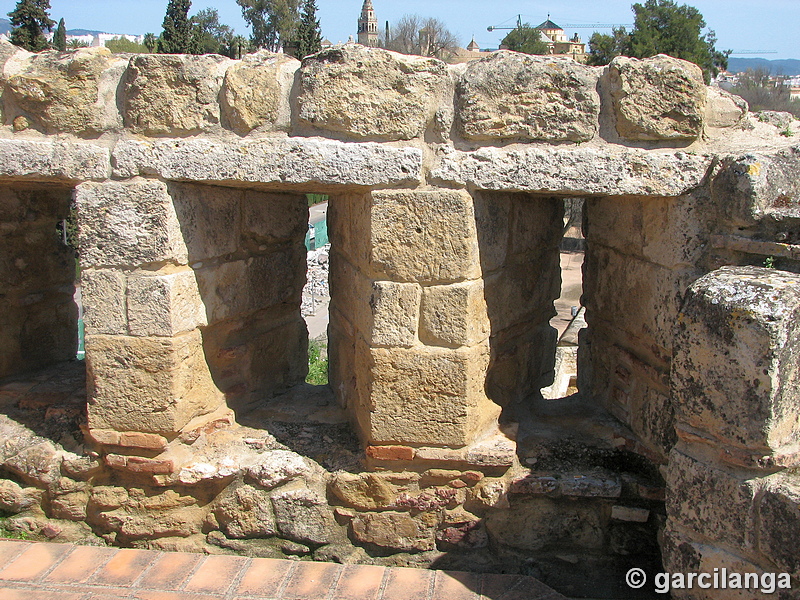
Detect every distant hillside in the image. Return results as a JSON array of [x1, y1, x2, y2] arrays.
[[728, 58, 800, 76], [0, 18, 108, 38]]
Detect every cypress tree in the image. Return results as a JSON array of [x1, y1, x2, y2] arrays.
[[53, 17, 66, 51], [8, 0, 54, 52], [157, 0, 194, 54], [295, 0, 321, 58]]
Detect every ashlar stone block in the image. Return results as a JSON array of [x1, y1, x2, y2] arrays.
[[124, 53, 231, 136], [81, 269, 126, 335], [458, 52, 600, 142], [370, 189, 481, 284], [672, 266, 800, 455], [369, 281, 421, 348], [365, 343, 499, 448], [126, 269, 207, 337], [420, 280, 490, 347], [76, 180, 188, 268], [758, 473, 800, 577], [221, 50, 297, 135], [298, 44, 448, 141], [609, 54, 706, 141], [86, 330, 224, 435]]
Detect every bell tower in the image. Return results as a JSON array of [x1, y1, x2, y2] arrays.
[[358, 0, 379, 47]]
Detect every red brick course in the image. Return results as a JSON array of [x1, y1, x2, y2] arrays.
[[0, 539, 569, 600]]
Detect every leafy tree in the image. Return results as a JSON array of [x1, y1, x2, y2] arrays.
[[191, 8, 234, 55], [586, 26, 631, 66], [105, 36, 149, 54], [500, 24, 550, 55], [730, 69, 800, 117], [67, 38, 89, 49], [237, 0, 300, 52], [143, 32, 158, 52], [294, 0, 321, 58], [53, 17, 66, 51], [628, 0, 728, 82], [157, 0, 198, 54], [8, 0, 54, 51], [385, 14, 459, 60]]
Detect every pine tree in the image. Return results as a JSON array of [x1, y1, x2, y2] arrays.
[[8, 0, 54, 52], [53, 17, 66, 51], [157, 0, 195, 54], [295, 0, 321, 58]]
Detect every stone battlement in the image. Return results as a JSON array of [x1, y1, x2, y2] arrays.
[[0, 40, 799, 597]]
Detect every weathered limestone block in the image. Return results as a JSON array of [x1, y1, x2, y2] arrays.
[[4, 441, 61, 486], [485, 497, 604, 551], [126, 269, 207, 337], [608, 54, 706, 141], [221, 50, 297, 135], [368, 281, 421, 347], [271, 486, 334, 545], [124, 53, 231, 135], [195, 249, 305, 323], [5, 47, 125, 134], [757, 473, 800, 576], [705, 87, 747, 129], [486, 324, 557, 406], [370, 189, 480, 283], [420, 280, 490, 347], [242, 191, 307, 245], [298, 44, 448, 141], [366, 343, 499, 447], [81, 269, 126, 335], [330, 472, 402, 510], [585, 195, 706, 270], [711, 146, 800, 228], [76, 180, 188, 268], [214, 483, 276, 538], [244, 449, 315, 490], [672, 267, 800, 454], [112, 138, 423, 188], [666, 450, 758, 550], [86, 330, 224, 435], [350, 510, 437, 551], [457, 51, 600, 142], [662, 524, 794, 600], [0, 139, 110, 181], [0, 479, 40, 514], [432, 145, 712, 197]]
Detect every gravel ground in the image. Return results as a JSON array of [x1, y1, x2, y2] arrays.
[[302, 244, 330, 317]]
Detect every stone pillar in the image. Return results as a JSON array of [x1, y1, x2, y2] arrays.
[[664, 266, 800, 595], [76, 179, 225, 447], [329, 189, 500, 455]]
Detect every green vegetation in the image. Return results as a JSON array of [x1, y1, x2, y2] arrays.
[[237, 0, 300, 53], [295, 0, 322, 58], [587, 0, 728, 83], [67, 39, 90, 49], [306, 340, 328, 386], [500, 24, 550, 55], [158, 0, 197, 53], [53, 17, 66, 51], [0, 518, 29, 540], [764, 256, 776, 269], [8, 0, 54, 51], [105, 36, 150, 53], [306, 193, 328, 207]]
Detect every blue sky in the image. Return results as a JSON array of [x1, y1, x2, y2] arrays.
[[2, 0, 798, 59]]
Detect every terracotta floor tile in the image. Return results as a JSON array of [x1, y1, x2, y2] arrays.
[[431, 570, 480, 600], [0, 541, 31, 571], [235, 556, 293, 597], [0, 586, 85, 600], [132, 591, 221, 600], [44, 544, 117, 583], [330, 564, 386, 600], [479, 573, 523, 600], [183, 555, 246, 594], [0, 541, 71, 581], [138, 551, 203, 590], [282, 561, 342, 600], [90, 548, 157, 586], [381, 567, 434, 600]]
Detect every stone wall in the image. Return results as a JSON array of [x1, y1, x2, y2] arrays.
[[0, 39, 799, 596]]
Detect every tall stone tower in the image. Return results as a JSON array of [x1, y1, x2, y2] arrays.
[[358, 0, 379, 47]]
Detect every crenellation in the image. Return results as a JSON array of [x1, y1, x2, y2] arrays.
[[0, 39, 799, 597]]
